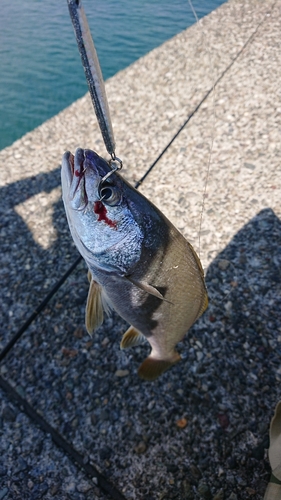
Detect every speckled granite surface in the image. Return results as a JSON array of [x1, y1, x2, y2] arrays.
[[0, 0, 280, 499]]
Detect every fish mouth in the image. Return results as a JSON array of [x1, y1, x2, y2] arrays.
[[61, 148, 113, 210], [62, 148, 108, 180], [62, 150, 80, 184], [62, 148, 89, 209]]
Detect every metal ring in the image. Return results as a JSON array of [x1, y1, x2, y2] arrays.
[[109, 155, 123, 171], [100, 155, 123, 185]]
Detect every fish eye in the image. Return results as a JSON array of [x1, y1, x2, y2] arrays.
[[98, 182, 121, 206]]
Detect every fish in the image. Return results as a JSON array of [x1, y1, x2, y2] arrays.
[[61, 148, 208, 380]]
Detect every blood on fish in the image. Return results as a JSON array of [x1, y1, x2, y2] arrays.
[[93, 201, 117, 229], [75, 170, 81, 177]]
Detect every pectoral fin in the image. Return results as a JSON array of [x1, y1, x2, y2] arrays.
[[120, 326, 145, 349], [125, 276, 173, 304], [138, 352, 181, 381], [85, 279, 104, 335]]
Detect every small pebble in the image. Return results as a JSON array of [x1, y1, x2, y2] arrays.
[[64, 480, 76, 493], [2, 405, 16, 422], [213, 489, 224, 500], [224, 301, 232, 313], [50, 483, 60, 496], [181, 480, 194, 499], [190, 464, 202, 480], [115, 369, 129, 377], [134, 441, 147, 454], [28, 479, 34, 490], [15, 457, 28, 473], [244, 162, 256, 170], [31, 483, 49, 497], [245, 487, 256, 495], [197, 351, 204, 361], [73, 326, 84, 338], [218, 259, 230, 270], [176, 417, 188, 428], [76, 479, 93, 493], [197, 481, 211, 499], [61, 347, 78, 358], [101, 337, 110, 347]]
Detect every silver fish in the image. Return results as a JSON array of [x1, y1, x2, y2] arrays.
[[61, 148, 208, 380]]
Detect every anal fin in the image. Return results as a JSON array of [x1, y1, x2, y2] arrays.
[[85, 279, 104, 335], [138, 352, 181, 381], [120, 326, 145, 350]]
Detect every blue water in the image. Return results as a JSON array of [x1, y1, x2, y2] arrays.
[[0, 0, 225, 151]]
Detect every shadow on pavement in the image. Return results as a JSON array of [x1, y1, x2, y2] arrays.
[[1, 163, 281, 499]]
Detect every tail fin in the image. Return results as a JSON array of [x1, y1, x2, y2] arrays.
[[138, 352, 181, 381]]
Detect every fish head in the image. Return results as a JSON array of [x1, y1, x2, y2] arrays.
[[61, 148, 143, 273]]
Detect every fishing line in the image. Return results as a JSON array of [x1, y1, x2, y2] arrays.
[[187, 0, 216, 264], [187, 0, 277, 321]]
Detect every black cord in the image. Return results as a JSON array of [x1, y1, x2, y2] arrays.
[[0, 375, 126, 500]]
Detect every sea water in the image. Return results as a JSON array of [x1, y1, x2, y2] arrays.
[[0, 0, 225, 151]]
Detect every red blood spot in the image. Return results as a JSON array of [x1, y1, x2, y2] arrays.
[[93, 201, 117, 229], [75, 170, 81, 177]]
